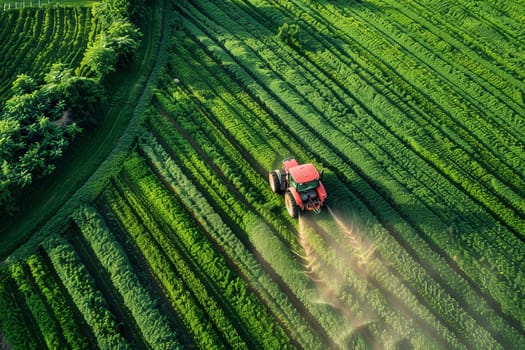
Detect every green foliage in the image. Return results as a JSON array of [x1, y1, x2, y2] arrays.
[[11, 74, 38, 96], [72, 204, 182, 349], [26, 252, 91, 350], [78, 1, 143, 79], [0, 85, 78, 210], [276, 23, 301, 48], [1, 1, 524, 349], [0, 7, 96, 100], [79, 41, 117, 79], [44, 235, 131, 349], [44, 63, 105, 124], [154, 1, 525, 346], [138, 132, 328, 349], [2, 0, 171, 260], [0, 67, 105, 211], [105, 173, 236, 349], [117, 152, 297, 349], [9, 260, 67, 349], [0, 265, 39, 349]]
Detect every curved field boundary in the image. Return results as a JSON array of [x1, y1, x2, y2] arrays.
[[1, 0, 170, 260], [1, 1, 523, 349]]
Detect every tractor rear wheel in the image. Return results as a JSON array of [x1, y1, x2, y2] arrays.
[[269, 171, 282, 193], [285, 192, 299, 218]]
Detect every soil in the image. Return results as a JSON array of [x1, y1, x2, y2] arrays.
[[0, 333, 12, 350], [50, 110, 74, 126]]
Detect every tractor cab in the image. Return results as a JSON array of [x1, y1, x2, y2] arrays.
[[269, 158, 327, 218]]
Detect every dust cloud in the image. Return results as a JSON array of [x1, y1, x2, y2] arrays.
[[297, 207, 413, 348], [297, 212, 379, 347]]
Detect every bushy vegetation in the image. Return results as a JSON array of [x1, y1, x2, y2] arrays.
[[0, 0, 143, 213], [0, 67, 104, 211], [78, 0, 142, 78], [72, 204, 182, 349]]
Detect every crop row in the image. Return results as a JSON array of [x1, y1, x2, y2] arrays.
[[148, 82, 514, 345], [402, 0, 525, 82], [175, 1, 524, 329], [25, 252, 91, 349], [138, 130, 370, 349], [150, 80, 505, 348], [181, 0, 519, 262], [0, 242, 111, 349], [71, 204, 182, 349], [156, 34, 520, 348], [163, 8, 520, 348], [213, 0, 525, 312], [101, 176, 234, 349], [281, 0, 525, 167], [44, 235, 131, 349], [213, 0, 525, 234], [0, 265, 41, 349], [109, 152, 300, 349], [147, 100, 289, 244], [148, 91, 366, 348], [0, 6, 94, 99], [234, 0, 525, 223]]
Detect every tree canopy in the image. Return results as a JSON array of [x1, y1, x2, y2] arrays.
[[0, 66, 102, 213], [78, 1, 142, 79]]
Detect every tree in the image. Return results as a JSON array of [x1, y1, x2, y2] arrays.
[[11, 74, 38, 96], [0, 71, 88, 211], [61, 77, 104, 125], [107, 20, 142, 65], [44, 63, 74, 85], [79, 40, 116, 79]]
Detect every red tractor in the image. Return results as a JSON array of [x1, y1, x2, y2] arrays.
[[269, 158, 327, 218]]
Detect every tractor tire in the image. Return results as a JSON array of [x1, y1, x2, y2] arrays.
[[285, 192, 299, 218], [269, 171, 282, 193]]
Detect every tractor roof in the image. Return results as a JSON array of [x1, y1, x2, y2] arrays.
[[288, 163, 320, 183]]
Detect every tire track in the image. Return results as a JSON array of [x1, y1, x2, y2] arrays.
[[182, 0, 525, 307], [140, 141, 334, 349], [173, 2, 524, 340]]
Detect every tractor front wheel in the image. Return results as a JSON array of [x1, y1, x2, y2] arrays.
[[269, 171, 282, 193], [285, 192, 299, 218]]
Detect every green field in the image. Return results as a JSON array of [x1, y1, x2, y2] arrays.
[[0, 5, 95, 99], [0, 0, 97, 8], [1, 0, 524, 349]]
